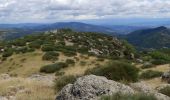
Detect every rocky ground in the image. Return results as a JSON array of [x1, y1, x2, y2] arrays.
[[56, 75, 170, 100], [0, 74, 170, 100]]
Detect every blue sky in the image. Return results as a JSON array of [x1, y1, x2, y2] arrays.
[[0, 0, 170, 23]]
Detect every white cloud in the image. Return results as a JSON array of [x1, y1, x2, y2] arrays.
[[0, 0, 170, 23]]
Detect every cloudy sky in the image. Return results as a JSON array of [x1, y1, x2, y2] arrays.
[[0, 0, 170, 23]]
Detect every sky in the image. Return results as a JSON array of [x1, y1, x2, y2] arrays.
[[0, 0, 170, 23]]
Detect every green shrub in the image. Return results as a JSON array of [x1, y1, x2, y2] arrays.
[[63, 51, 77, 57], [142, 56, 152, 61], [85, 61, 139, 82], [42, 51, 59, 61], [12, 39, 26, 46], [40, 62, 68, 73], [151, 59, 169, 65], [149, 51, 170, 61], [54, 75, 77, 92], [28, 41, 42, 49], [41, 44, 56, 51], [2, 49, 13, 57], [27, 48, 35, 52], [101, 93, 157, 100], [66, 59, 75, 65], [57, 41, 65, 46], [77, 47, 89, 54], [159, 86, 170, 97], [97, 58, 105, 61], [15, 47, 33, 53], [140, 70, 162, 79]]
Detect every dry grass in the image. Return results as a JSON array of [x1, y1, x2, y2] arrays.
[[143, 64, 170, 72], [0, 50, 109, 100], [0, 50, 107, 77], [0, 51, 52, 77], [140, 64, 170, 89], [61, 55, 108, 76], [141, 77, 167, 89], [0, 78, 55, 100]]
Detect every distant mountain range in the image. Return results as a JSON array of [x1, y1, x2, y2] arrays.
[[0, 22, 113, 40], [1, 22, 170, 50], [125, 26, 170, 49], [0, 22, 148, 40], [104, 25, 148, 34]]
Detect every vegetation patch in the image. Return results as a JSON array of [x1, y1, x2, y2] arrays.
[[140, 70, 162, 79], [2, 50, 13, 57], [85, 61, 139, 82], [65, 59, 75, 65], [41, 44, 56, 52], [40, 62, 68, 73], [54, 75, 77, 92], [42, 51, 59, 61], [151, 59, 169, 65], [159, 86, 170, 97]]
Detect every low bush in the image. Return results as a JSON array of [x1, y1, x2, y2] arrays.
[[63, 51, 77, 57], [151, 59, 169, 65], [40, 62, 68, 73], [54, 75, 77, 92], [57, 41, 65, 46], [140, 70, 162, 79], [97, 58, 105, 61], [101, 93, 157, 100], [2, 49, 13, 57], [41, 44, 56, 51], [15, 47, 34, 53], [66, 59, 75, 65], [28, 41, 42, 49], [85, 61, 139, 82], [42, 51, 59, 61], [159, 86, 170, 97], [149, 51, 170, 61]]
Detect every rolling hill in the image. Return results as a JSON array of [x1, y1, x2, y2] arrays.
[[125, 26, 170, 49]]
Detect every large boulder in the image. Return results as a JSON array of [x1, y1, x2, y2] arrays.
[[56, 75, 134, 100]]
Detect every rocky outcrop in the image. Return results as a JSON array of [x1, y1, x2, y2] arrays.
[[130, 82, 170, 100], [56, 75, 134, 100], [56, 75, 170, 100]]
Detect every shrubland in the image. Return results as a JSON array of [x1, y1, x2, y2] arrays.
[[85, 61, 139, 82]]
